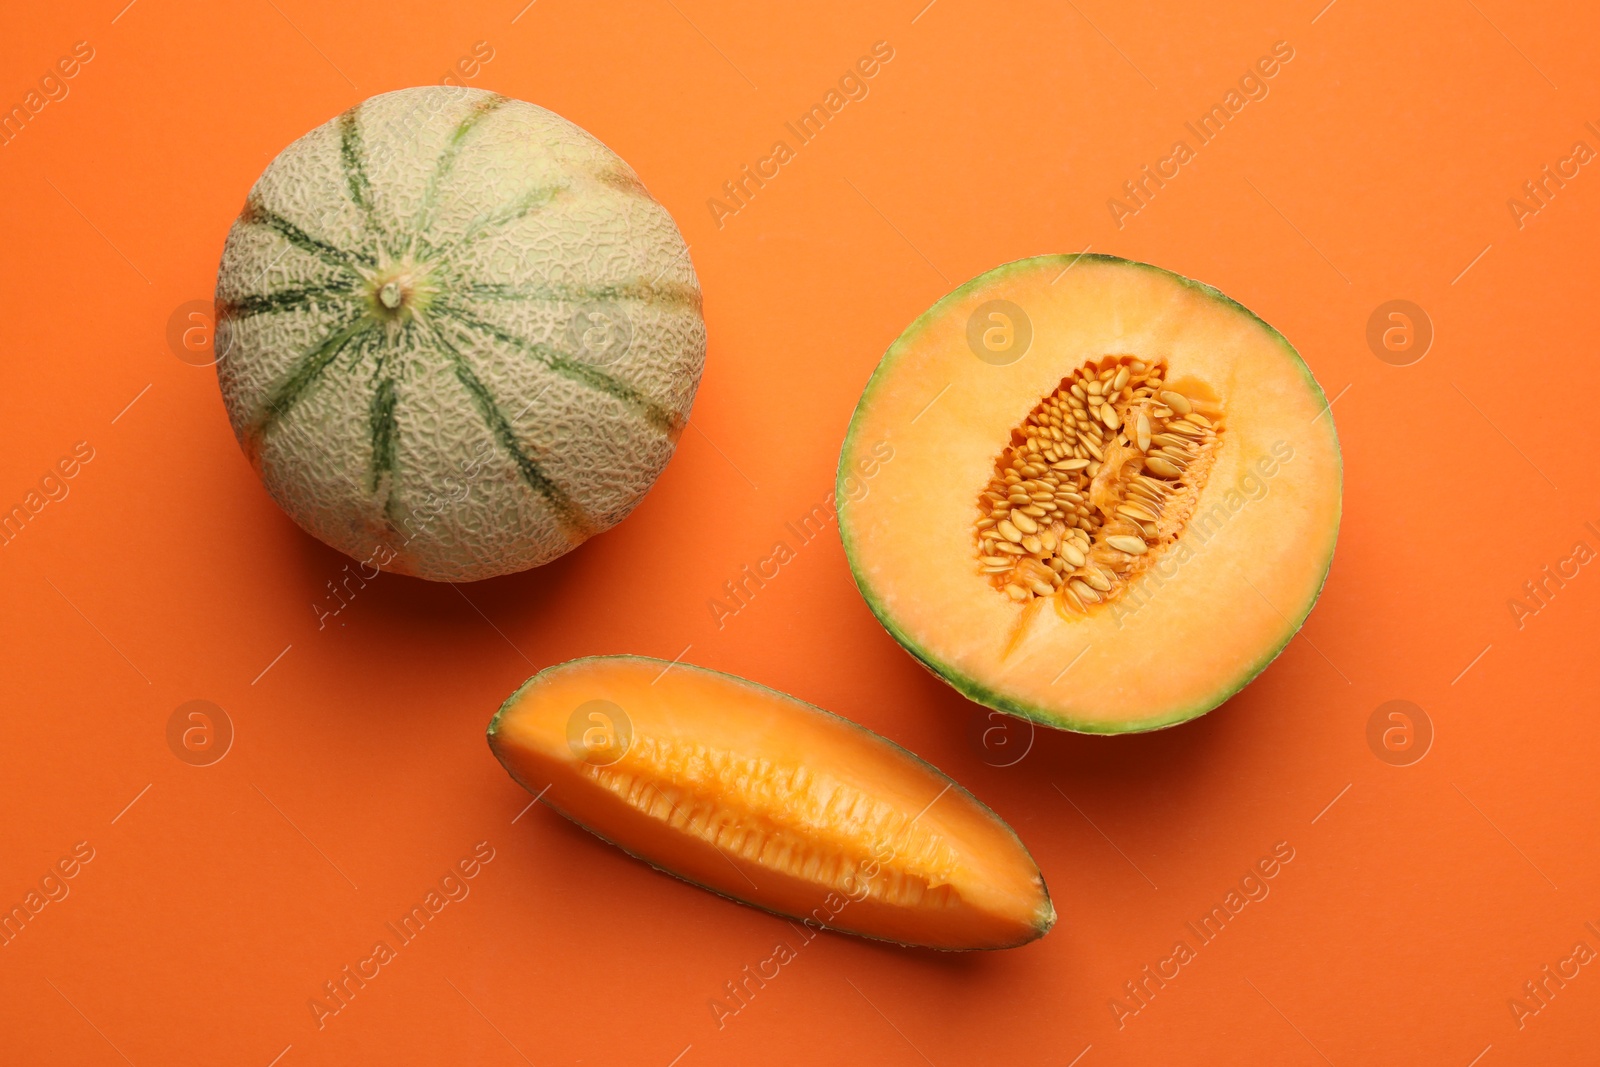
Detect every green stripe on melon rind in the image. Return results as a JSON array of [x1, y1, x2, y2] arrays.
[[421, 184, 565, 266], [412, 93, 509, 244], [246, 314, 376, 451], [455, 279, 703, 314], [368, 374, 399, 496], [834, 252, 1342, 735], [425, 319, 597, 540], [217, 282, 359, 322], [593, 165, 656, 199], [487, 654, 1055, 949], [438, 303, 684, 437], [338, 107, 374, 213], [239, 198, 375, 274], [337, 103, 391, 263]]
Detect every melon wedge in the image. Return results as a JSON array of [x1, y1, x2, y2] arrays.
[[488, 655, 1054, 950], [836, 254, 1341, 733]]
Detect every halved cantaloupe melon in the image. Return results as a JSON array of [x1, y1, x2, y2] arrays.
[[837, 255, 1341, 733], [488, 655, 1054, 949]]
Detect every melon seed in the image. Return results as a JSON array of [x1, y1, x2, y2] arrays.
[[1117, 502, 1158, 522]]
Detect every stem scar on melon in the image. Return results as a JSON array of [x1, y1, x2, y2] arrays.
[[488, 655, 1056, 950], [214, 86, 706, 581], [836, 254, 1342, 734]]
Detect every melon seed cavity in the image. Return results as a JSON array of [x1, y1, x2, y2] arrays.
[[582, 734, 962, 908], [973, 356, 1222, 614]]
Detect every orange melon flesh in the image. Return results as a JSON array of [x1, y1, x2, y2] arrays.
[[836, 255, 1342, 733], [488, 656, 1055, 950]]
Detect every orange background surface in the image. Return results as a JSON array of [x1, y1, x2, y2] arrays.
[[3, 1, 1598, 1064]]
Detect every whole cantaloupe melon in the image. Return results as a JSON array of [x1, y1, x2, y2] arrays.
[[214, 86, 704, 581]]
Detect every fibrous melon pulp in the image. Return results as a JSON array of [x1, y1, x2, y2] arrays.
[[489, 655, 1055, 950], [215, 86, 704, 581], [837, 255, 1341, 733]]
